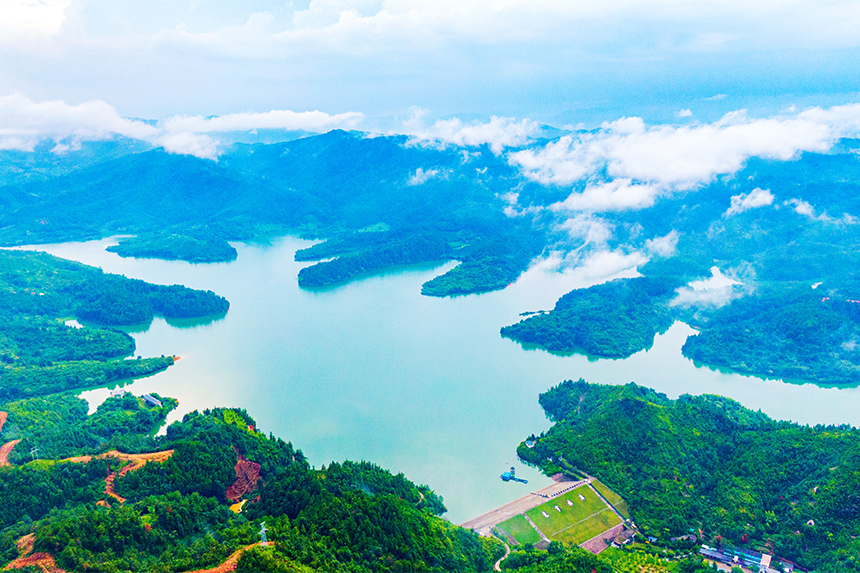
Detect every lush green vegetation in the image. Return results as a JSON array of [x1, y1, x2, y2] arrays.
[[681, 287, 860, 384], [0, 249, 228, 407], [107, 232, 238, 263], [297, 230, 451, 288], [0, 318, 133, 365], [421, 234, 543, 297], [0, 357, 173, 402], [0, 249, 229, 325], [1, 405, 502, 573], [519, 379, 860, 571], [599, 547, 713, 573], [501, 277, 681, 358], [499, 543, 611, 572], [2, 392, 176, 463], [0, 131, 548, 296]]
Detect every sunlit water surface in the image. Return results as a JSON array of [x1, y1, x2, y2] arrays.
[[16, 237, 860, 524]]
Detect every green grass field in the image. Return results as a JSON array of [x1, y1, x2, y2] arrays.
[[599, 548, 672, 572], [525, 485, 606, 536], [552, 508, 621, 545], [497, 514, 542, 545], [592, 480, 630, 519]]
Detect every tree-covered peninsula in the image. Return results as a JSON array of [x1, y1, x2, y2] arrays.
[[519, 379, 860, 572], [0, 247, 509, 573], [0, 249, 228, 401], [501, 146, 860, 386], [501, 277, 681, 358], [0, 131, 547, 296]]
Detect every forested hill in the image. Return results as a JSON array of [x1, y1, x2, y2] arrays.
[[502, 146, 860, 386], [0, 249, 229, 326], [519, 379, 860, 572], [0, 405, 506, 573], [0, 249, 228, 402], [0, 245, 507, 573], [8, 132, 860, 383], [0, 131, 547, 296]]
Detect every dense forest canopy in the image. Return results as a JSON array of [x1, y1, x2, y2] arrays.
[[519, 379, 860, 571], [0, 245, 509, 573], [500, 145, 860, 385], [5, 133, 860, 383], [0, 131, 547, 296], [0, 249, 229, 403]]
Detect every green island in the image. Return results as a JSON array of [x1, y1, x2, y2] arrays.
[[106, 232, 238, 264], [500, 277, 681, 358], [518, 378, 860, 572], [0, 132, 546, 297]]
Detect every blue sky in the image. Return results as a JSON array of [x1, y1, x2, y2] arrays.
[[2, 0, 860, 128]]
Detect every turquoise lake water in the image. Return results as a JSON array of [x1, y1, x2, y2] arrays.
[[18, 236, 860, 524]]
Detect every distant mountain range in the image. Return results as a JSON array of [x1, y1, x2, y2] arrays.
[[4, 131, 860, 385]]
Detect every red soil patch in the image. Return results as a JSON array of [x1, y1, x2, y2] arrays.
[[0, 439, 21, 467], [3, 551, 66, 572], [5, 534, 68, 573], [104, 469, 126, 503], [57, 449, 174, 504], [0, 411, 7, 433], [181, 543, 273, 573], [7, 531, 271, 573], [16, 534, 34, 556], [225, 450, 261, 502]]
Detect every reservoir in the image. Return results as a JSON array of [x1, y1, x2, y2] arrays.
[[18, 236, 860, 524]]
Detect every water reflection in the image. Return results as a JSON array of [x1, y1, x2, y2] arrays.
[[16, 236, 860, 524]]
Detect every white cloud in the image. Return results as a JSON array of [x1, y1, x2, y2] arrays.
[[525, 247, 646, 288], [671, 266, 743, 308], [558, 214, 613, 246], [568, 249, 648, 283], [645, 230, 679, 257], [550, 179, 662, 212], [510, 104, 860, 212], [407, 167, 440, 185], [0, 0, 70, 44], [725, 187, 774, 216], [157, 132, 219, 161], [676, 109, 693, 118], [786, 198, 827, 220], [159, 109, 364, 134], [0, 92, 365, 159], [407, 116, 541, 154], [0, 92, 157, 151]]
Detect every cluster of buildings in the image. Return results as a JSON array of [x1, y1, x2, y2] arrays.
[[699, 545, 804, 573]]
